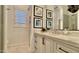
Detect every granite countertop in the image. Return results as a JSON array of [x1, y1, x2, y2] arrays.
[[34, 31, 79, 48]]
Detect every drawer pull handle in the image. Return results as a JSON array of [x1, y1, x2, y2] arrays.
[[59, 48, 69, 53]]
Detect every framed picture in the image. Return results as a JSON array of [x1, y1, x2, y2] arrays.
[[34, 17, 43, 28], [46, 19, 52, 29], [46, 9, 53, 18], [34, 5, 43, 17]]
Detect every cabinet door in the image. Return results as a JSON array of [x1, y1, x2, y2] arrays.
[[34, 35, 44, 53], [34, 35, 39, 53], [34, 35, 54, 53], [45, 38, 51, 53], [50, 39, 54, 53], [56, 41, 79, 53], [41, 37, 46, 53], [34, 35, 40, 53]]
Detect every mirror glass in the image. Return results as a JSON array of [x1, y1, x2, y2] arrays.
[[63, 6, 78, 31]]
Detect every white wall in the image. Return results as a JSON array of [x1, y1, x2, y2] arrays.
[[59, 6, 63, 30], [33, 5, 62, 32], [53, 5, 63, 30], [33, 5, 53, 31]]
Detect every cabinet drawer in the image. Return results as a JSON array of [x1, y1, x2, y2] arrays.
[[56, 43, 79, 53]]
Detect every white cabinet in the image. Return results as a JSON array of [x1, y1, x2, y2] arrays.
[[34, 35, 52, 53], [34, 35, 47, 53], [34, 33, 79, 53]]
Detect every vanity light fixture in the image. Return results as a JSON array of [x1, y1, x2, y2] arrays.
[[68, 5, 79, 13]]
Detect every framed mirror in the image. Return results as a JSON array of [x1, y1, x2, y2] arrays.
[[62, 5, 78, 31], [63, 14, 77, 31]]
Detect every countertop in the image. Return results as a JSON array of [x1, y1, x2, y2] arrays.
[[34, 31, 79, 49]]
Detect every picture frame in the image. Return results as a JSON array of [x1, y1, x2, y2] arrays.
[[34, 17, 43, 28], [46, 9, 53, 18], [46, 19, 52, 29], [34, 5, 43, 17]]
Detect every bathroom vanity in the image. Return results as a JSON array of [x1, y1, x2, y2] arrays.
[[34, 31, 79, 53]]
